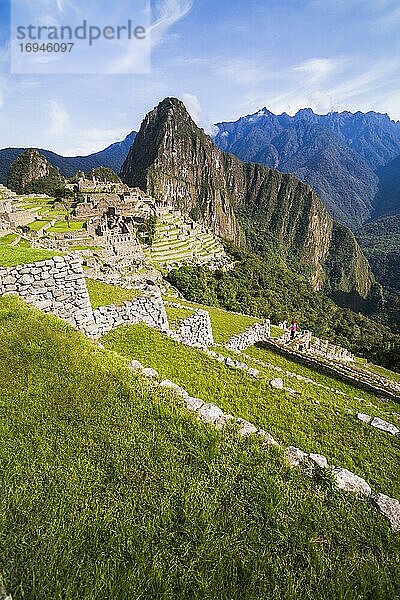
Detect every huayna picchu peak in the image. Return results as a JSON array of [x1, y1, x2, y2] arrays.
[[121, 98, 379, 312]]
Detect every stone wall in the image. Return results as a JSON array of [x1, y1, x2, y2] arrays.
[[170, 309, 214, 348], [225, 320, 271, 352], [93, 294, 168, 336], [0, 255, 97, 336], [0, 255, 169, 339]]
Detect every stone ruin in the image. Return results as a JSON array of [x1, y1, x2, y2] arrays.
[[0, 199, 37, 232], [280, 329, 355, 363], [74, 188, 157, 220]]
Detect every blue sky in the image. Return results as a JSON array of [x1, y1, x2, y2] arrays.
[[0, 0, 399, 155]]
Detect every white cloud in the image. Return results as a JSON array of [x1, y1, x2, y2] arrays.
[[48, 100, 70, 135], [182, 92, 217, 135], [294, 58, 340, 84], [108, 0, 193, 74]]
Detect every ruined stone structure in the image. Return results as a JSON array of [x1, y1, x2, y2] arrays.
[[169, 309, 214, 348], [75, 188, 156, 220], [0, 255, 167, 338], [281, 330, 355, 363], [224, 320, 271, 352], [93, 294, 168, 336], [0, 255, 97, 335], [0, 199, 37, 231]]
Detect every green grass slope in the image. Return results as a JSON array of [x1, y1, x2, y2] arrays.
[[102, 324, 400, 500], [1, 297, 400, 599]]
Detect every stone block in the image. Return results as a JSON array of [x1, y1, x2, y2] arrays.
[[333, 467, 371, 496]]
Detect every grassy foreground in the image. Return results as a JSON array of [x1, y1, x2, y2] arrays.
[[0, 298, 400, 599], [102, 324, 400, 500]]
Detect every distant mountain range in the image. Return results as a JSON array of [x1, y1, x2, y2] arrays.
[[214, 108, 400, 230], [0, 131, 136, 185], [120, 98, 379, 313]]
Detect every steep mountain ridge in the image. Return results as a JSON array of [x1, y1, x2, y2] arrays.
[[215, 108, 400, 228], [0, 131, 136, 185], [121, 98, 378, 311], [7, 148, 65, 195]]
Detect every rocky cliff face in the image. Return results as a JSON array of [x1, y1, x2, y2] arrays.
[[8, 148, 65, 194], [121, 98, 378, 310]]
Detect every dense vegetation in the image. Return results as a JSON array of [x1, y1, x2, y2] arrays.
[[167, 246, 400, 371], [7, 149, 65, 195], [2, 297, 400, 598], [357, 214, 400, 294]]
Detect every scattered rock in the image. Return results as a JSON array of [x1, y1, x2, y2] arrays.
[[285, 387, 297, 396], [270, 378, 284, 390], [309, 453, 328, 469], [159, 379, 189, 397], [247, 368, 260, 377], [185, 397, 204, 412], [372, 493, 400, 531], [141, 367, 159, 379], [215, 413, 235, 428], [236, 418, 258, 437], [357, 413, 372, 423], [129, 360, 143, 372], [258, 430, 280, 448], [285, 446, 308, 467], [332, 468, 371, 496], [370, 417, 399, 436], [197, 403, 225, 425]]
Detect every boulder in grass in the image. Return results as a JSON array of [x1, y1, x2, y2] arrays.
[[159, 379, 189, 397], [309, 453, 328, 469], [370, 417, 399, 436], [142, 367, 159, 379], [357, 413, 372, 423], [285, 446, 308, 467], [270, 378, 284, 390], [129, 360, 144, 372], [372, 493, 400, 532], [236, 418, 258, 437], [333, 467, 371, 496], [258, 430, 280, 448], [197, 403, 225, 425], [185, 397, 204, 412]]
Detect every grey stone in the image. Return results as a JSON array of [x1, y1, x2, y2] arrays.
[[309, 453, 328, 468], [185, 397, 204, 412], [270, 378, 284, 390], [142, 367, 159, 379], [159, 379, 189, 397], [129, 360, 144, 372], [333, 467, 371, 496], [370, 417, 399, 436], [258, 430, 280, 448], [357, 413, 372, 423], [197, 403, 225, 425], [372, 493, 400, 531], [247, 368, 260, 377], [285, 446, 308, 467], [236, 418, 258, 437]]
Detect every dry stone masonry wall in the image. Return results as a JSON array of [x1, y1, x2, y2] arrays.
[[225, 320, 271, 351], [0, 255, 98, 336], [169, 309, 214, 348], [93, 294, 168, 336], [0, 255, 169, 338]]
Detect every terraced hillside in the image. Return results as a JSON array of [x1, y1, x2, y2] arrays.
[[145, 210, 227, 269], [0, 296, 399, 599]]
